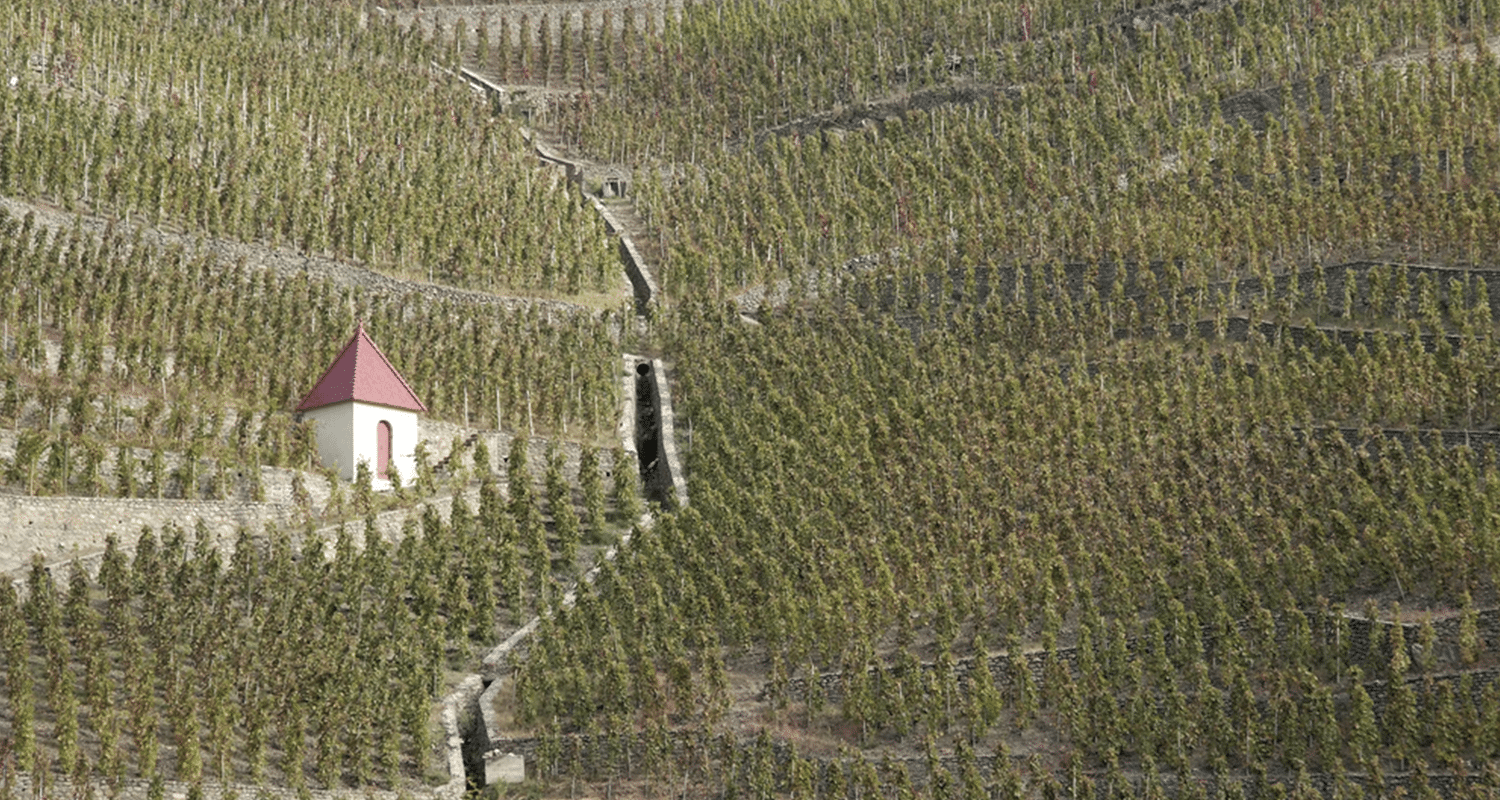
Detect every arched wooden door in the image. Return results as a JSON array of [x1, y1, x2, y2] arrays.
[[376, 421, 392, 479]]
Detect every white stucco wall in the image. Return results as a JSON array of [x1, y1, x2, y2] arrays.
[[303, 402, 355, 480], [303, 401, 418, 486], [353, 402, 418, 488]]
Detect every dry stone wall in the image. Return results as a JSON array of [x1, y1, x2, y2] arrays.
[[1323, 427, 1500, 459], [0, 494, 289, 579], [0, 775, 414, 800], [450, 74, 657, 316], [471, 355, 665, 785], [0, 196, 597, 321], [0, 431, 311, 501], [531, 133, 657, 315], [0, 412, 626, 583], [421, 418, 620, 486], [838, 260, 1500, 327], [1157, 316, 1470, 355], [306, 485, 488, 551], [486, 726, 1500, 800], [0, 49, 653, 800], [1, 490, 496, 800], [594, 197, 658, 315], [778, 610, 1500, 706], [631, 357, 686, 509]]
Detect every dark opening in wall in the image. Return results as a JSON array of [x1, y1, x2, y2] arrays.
[[633, 361, 673, 508], [461, 687, 487, 792]]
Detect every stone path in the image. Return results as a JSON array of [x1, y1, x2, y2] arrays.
[[468, 352, 682, 783]]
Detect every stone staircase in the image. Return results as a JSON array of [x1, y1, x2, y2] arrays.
[[433, 432, 481, 475]]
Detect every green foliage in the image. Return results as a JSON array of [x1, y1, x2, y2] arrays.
[[579, 446, 608, 540], [513, 285, 1500, 783], [523, 0, 1500, 305], [387, 458, 405, 500], [608, 446, 642, 522], [0, 0, 615, 295], [4, 0, 1500, 792], [0, 203, 621, 498], [472, 438, 492, 477], [355, 460, 375, 516], [507, 436, 533, 518], [0, 502, 556, 790]]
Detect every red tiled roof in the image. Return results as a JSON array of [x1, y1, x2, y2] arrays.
[[296, 323, 428, 413]]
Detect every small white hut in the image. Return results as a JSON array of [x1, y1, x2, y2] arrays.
[[296, 323, 427, 485]]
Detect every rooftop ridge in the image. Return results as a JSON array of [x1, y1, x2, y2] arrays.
[[296, 323, 427, 413]]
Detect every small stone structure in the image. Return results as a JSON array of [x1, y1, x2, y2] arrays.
[[486, 752, 526, 784], [297, 323, 427, 484], [595, 166, 631, 198]]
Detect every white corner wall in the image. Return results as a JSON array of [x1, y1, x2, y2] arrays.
[[304, 402, 418, 485], [303, 402, 356, 481]]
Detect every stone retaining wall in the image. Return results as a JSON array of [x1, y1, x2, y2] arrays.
[[449, 67, 657, 316], [2, 494, 503, 800], [1296, 426, 1500, 459], [779, 609, 1500, 707], [650, 357, 688, 510], [592, 196, 659, 316], [0, 775, 413, 800], [0, 197, 597, 323], [472, 355, 663, 785], [531, 133, 657, 316], [627, 356, 685, 510], [421, 418, 621, 487], [838, 260, 1500, 327], [0, 493, 291, 579], [443, 674, 485, 797], [488, 727, 1498, 799], [0, 431, 325, 504], [1159, 316, 1469, 354], [0, 415, 626, 581]]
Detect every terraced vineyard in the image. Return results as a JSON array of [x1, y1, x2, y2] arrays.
[[4, 0, 1500, 797], [453, 0, 1500, 795], [0, 0, 640, 796]]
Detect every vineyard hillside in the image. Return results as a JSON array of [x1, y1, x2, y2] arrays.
[[6, 0, 1500, 798]]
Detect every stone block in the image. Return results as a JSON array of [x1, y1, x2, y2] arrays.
[[485, 752, 526, 785]]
